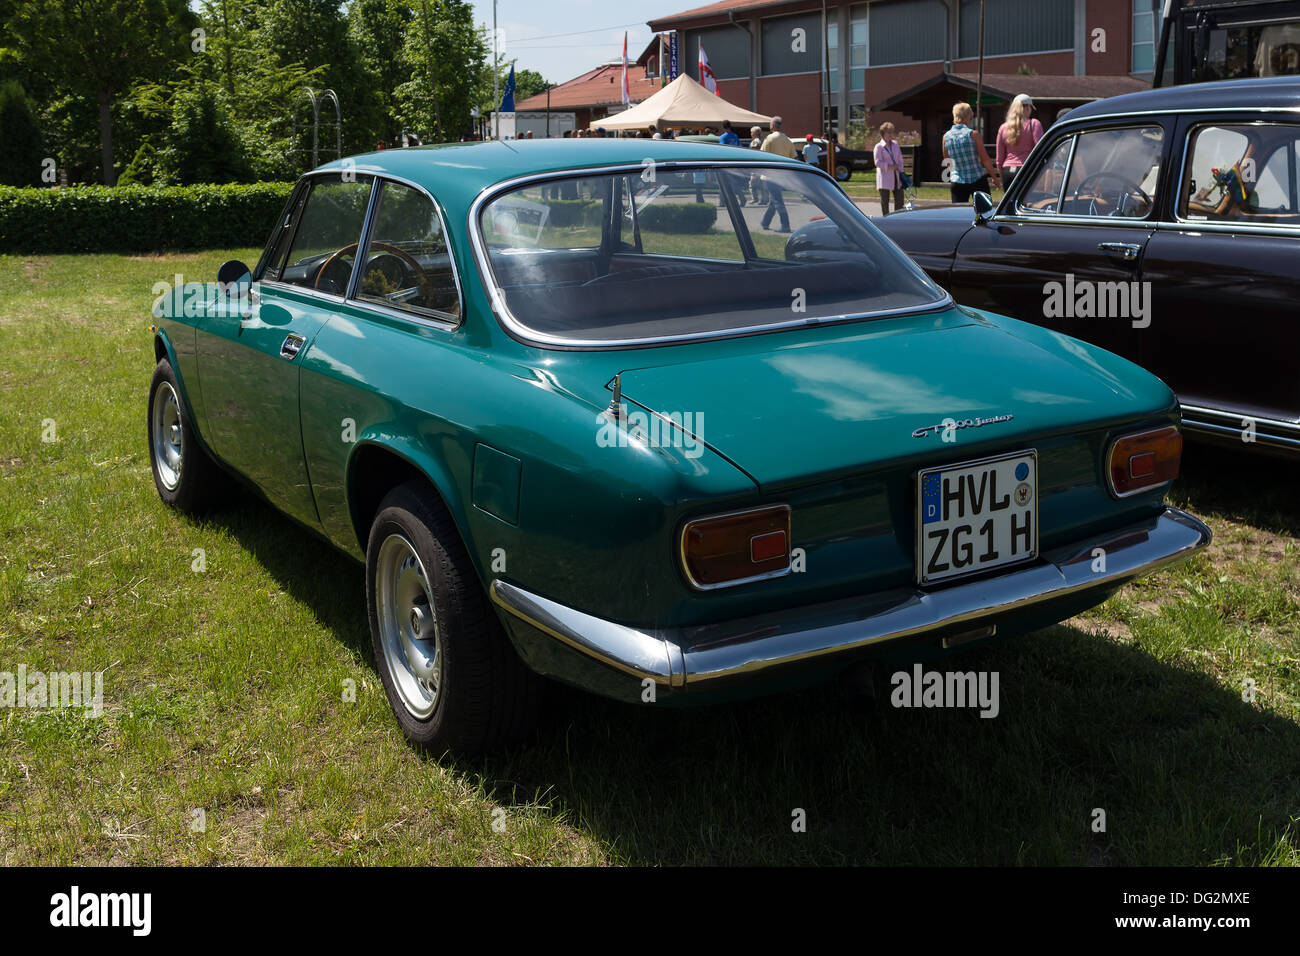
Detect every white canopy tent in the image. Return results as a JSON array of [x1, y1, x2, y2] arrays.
[[597, 74, 772, 132]]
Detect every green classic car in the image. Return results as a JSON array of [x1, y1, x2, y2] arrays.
[[148, 139, 1210, 753]]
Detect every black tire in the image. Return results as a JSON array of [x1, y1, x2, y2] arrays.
[[147, 358, 227, 512], [366, 480, 540, 754], [835, 164, 851, 182]]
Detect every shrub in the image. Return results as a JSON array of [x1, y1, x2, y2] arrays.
[[0, 81, 46, 188], [0, 182, 294, 253], [638, 202, 716, 233]]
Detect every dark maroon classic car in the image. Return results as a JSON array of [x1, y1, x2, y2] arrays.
[[872, 76, 1300, 456]]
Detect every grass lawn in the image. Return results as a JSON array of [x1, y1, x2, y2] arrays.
[[0, 250, 1296, 865]]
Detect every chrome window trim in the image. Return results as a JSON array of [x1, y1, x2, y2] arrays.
[[678, 503, 793, 592], [1171, 118, 1300, 233], [467, 160, 953, 350]]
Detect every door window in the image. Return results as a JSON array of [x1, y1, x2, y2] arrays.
[[1060, 126, 1163, 218], [1182, 123, 1300, 225], [271, 174, 374, 294], [356, 181, 461, 320]]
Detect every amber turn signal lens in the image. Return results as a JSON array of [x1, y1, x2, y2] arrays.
[[1108, 425, 1181, 497], [680, 505, 791, 590]]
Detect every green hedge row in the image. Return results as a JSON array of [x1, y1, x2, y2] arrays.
[[638, 202, 717, 234], [0, 183, 294, 254]]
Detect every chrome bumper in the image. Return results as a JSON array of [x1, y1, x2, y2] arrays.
[[489, 506, 1210, 693]]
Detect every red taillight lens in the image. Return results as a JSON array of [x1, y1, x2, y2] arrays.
[[1108, 425, 1181, 497], [680, 505, 791, 590]]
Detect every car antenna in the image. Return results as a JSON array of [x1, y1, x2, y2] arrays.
[[607, 373, 624, 421]]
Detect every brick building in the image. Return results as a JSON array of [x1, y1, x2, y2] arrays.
[[647, 0, 1161, 175]]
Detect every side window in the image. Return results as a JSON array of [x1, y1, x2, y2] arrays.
[[481, 177, 608, 250], [1061, 126, 1163, 218], [257, 182, 308, 281], [357, 181, 461, 320], [1183, 123, 1300, 225], [274, 174, 374, 294], [1016, 137, 1074, 215]]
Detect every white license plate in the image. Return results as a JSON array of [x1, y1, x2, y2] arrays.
[[917, 450, 1038, 585]]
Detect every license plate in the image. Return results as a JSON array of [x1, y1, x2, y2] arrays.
[[917, 450, 1038, 585]]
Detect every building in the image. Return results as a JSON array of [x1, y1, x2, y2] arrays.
[[647, 0, 1161, 177], [513, 60, 665, 132]]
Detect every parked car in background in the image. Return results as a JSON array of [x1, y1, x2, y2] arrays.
[[148, 140, 1209, 754], [802, 136, 875, 181], [874, 76, 1300, 455]]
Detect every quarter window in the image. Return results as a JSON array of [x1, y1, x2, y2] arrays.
[[1182, 123, 1300, 226], [357, 181, 461, 320]]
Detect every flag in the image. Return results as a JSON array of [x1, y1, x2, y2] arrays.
[[699, 41, 719, 95], [500, 64, 516, 113], [621, 32, 629, 104]]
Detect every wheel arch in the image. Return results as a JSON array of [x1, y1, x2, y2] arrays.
[[345, 440, 473, 562]]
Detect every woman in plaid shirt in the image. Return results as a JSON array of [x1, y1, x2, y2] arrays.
[[942, 102, 1001, 203]]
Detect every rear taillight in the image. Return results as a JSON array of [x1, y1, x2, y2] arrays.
[[1107, 425, 1182, 497], [680, 505, 791, 590]]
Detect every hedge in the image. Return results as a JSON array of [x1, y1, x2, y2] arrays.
[[638, 202, 717, 234], [0, 182, 294, 254]]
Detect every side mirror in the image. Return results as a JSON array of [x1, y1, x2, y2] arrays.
[[217, 259, 252, 293], [972, 191, 995, 224]]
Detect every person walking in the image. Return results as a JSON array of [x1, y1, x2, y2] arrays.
[[759, 116, 796, 232], [801, 134, 823, 168], [995, 93, 1043, 192], [873, 122, 906, 215], [942, 102, 1000, 203]]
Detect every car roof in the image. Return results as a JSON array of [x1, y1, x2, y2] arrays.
[[1064, 75, 1300, 122], [314, 138, 807, 212]]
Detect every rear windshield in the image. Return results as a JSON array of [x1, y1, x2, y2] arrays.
[[476, 164, 946, 344]]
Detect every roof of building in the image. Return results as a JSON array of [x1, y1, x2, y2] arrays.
[[648, 0, 808, 30], [514, 62, 665, 112], [871, 72, 1151, 111]]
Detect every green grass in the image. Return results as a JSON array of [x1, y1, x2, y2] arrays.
[[0, 251, 1297, 865]]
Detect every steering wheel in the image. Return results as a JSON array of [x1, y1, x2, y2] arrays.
[[314, 241, 433, 300], [1069, 171, 1151, 218]]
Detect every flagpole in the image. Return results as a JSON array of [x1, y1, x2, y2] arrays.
[[492, 0, 498, 139]]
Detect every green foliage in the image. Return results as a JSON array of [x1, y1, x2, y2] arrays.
[[0, 80, 45, 186], [2, 0, 195, 184], [0, 182, 293, 253], [638, 203, 718, 234], [155, 81, 253, 184], [512, 69, 553, 104], [397, 0, 486, 143]]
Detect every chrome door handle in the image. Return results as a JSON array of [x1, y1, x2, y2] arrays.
[[280, 333, 306, 360], [1097, 241, 1141, 262]]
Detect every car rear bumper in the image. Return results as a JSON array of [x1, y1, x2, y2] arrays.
[[489, 506, 1210, 699]]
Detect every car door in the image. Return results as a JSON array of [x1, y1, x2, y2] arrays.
[[948, 122, 1170, 363], [1139, 115, 1300, 427], [196, 172, 375, 527]]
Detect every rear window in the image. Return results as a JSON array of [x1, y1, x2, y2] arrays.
[[477, 164, 945, 345]]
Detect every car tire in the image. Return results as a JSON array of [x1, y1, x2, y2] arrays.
[[835, 164, 851, 182], [147, 358, 227, 512], [366, 480, 540, 755]]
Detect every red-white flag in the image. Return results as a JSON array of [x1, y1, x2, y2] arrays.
[[699, 42, 719, 95], [621, 32, 629, 104]]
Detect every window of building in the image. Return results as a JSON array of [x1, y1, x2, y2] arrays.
[[825, 21, 839, 92], [959, 0, 1073, 59], [1132, 0, 1157, 73], [850, 5, 868, 90]]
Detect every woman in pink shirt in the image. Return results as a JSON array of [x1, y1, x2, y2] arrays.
[[873, 122, 906, 216], [996, 93, 1044, 192]]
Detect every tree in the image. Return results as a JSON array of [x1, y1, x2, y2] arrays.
[[2, 0, 195, 184], [511, 68, 553, 104], [0, 81, 46, 186], [397, 0, 487, 143], [350, 0, 414, 147]]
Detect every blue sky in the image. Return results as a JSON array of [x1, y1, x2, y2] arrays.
[[467, 0, 673, 83]]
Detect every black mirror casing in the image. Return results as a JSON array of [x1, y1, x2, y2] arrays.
[[972, 191, 995, 224]]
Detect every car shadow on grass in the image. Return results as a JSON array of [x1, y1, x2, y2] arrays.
[[207, 475, 1298, 867]]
